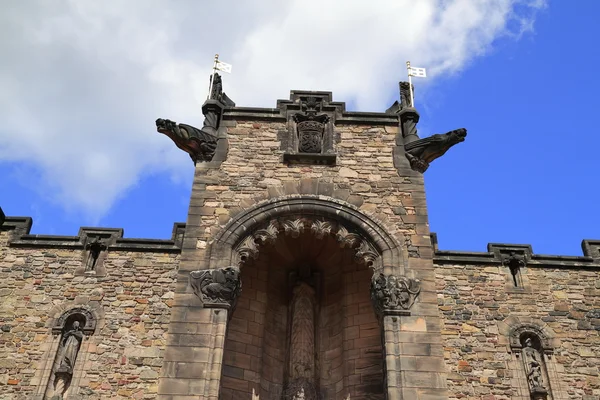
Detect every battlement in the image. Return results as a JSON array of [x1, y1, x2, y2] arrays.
[[1, 215, 185, 253], [432, 232, 600, 269]]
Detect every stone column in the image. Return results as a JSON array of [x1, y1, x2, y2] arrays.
[[371, 273, 448, 399], [158, 267, 241, 399], [285, 282, 318, 400]]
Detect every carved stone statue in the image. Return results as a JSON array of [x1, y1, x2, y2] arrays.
[[84, 237, 106, 271], [156, 73, 235, 163], [49, 320, 84, 399], [293, 387, 306, 400], [404, 128, 467, 173], [284, 281, 318, 400], [399, 81, 414, 110], [293, 97, 330, 154], [371, 273, 421, 316], [522, 338, 548, 397], [189, 266, 242, 308]]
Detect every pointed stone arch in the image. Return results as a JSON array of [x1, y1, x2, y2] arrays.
[[205, 195, 406, 274]]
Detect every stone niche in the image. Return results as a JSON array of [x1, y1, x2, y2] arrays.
[[218, 225, 385, 400], [279, 92, 343, 166]]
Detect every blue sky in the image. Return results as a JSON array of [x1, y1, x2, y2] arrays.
[[1, 1, 598, 256]]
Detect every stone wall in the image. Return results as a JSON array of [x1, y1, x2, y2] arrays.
[[0, 226, 180, 399], [434, 240, 600, 400]]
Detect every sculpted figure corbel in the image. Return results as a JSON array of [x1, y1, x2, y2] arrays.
[[156, 73, 235, 163], [370, 273, 421, 317], [190, 266, 242, 309]]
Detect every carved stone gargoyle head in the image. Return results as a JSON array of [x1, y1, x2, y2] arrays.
[[156, 118, 218, 163], [404, 128, 467, 173]]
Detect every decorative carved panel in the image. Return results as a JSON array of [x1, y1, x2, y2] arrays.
[[281, 93, 340, 165], [370, 273, 421, 317], [190, 266, 242, 309]]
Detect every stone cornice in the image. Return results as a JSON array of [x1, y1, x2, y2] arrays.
[[1, 216, 185, 253], [431, 233, 600, 270], [221, 90, 399, 125]]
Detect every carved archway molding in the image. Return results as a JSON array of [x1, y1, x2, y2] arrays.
[[205, 195, 406, 273], [46, 301, 104, 335], [498, 316, 560, 354], [234, 217, 380, 269]]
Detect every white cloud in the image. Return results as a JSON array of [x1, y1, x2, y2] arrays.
[[0, 0, 546, 220]]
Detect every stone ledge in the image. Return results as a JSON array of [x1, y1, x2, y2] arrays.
[[282, 152, 336, 165], [431, 232, 600, 269], [2, 216, 185, 252]]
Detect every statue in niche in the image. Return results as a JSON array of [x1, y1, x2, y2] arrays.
[[48, 320, 84, 399], [284, 281, 318, 400], [156, 73, 235, 163], [521, 337, 548, 397]]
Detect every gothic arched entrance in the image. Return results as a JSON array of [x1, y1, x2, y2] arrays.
[[196, 196, 407, 399]]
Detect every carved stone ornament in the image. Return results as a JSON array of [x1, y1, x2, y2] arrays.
[[52, 307, 96, 335], [293, 97, 330, 154], [396, 81, 467, 173], [190, 266, 242, 309], [502, 251, 527, 273], [233, 218, 381, 269], [370, 273, 421, 316], [404, 128, 467, 173], [522, 338, 549, 399], [509, 325, 552, 354], [156, 73, 235, 163], [84, 237, 107, 271]]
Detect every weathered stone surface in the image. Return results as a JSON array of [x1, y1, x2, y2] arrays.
[[436, 261, 600, 399], [0, 231, 178, 399]]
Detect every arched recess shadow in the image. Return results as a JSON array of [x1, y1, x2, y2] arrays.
[[205, 195, 406, 274]]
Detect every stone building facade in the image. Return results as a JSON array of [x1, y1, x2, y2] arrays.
[[0, 79, 599, 400]]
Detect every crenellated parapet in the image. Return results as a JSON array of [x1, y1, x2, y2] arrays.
[[431, 232, 600, 268], [1, 216, 185, 253]]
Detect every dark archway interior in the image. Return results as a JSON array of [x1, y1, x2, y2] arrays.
[[219, 231, 385, 400]]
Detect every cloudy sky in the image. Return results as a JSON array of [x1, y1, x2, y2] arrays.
[[2, 0, 599, 255]]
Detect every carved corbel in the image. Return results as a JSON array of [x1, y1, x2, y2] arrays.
[[282, 219, 305, 238], [310, 220, 333, 240], [190, 266, 242, 309], [336, 226, 361, 248], [254, 220, 279, 244], [370, 273, 421, 317], [354, 241, 378, 268], [502, 251, 527, 287]]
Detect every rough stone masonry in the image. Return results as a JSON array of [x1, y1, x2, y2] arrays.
[[0, 77, 599, 400]]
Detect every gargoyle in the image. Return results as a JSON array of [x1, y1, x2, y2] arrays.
[[156, 116, 219, 163], [156, 73, 235, 163], [404, 128, 467, 173]]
